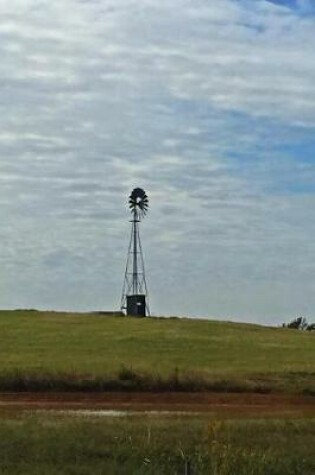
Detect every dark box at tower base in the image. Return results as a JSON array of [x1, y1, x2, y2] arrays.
[[127, 295, 146, 317]]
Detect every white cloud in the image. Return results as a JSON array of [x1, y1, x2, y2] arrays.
[[0, 0, 314, 322]]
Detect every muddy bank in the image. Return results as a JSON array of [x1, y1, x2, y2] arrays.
[[0, 392, 314, 416]]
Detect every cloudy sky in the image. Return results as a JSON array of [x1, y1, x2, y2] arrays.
[[0, 0, 314, 324]]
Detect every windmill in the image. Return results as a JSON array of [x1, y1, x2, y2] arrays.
[[120, 188, 150, 317]]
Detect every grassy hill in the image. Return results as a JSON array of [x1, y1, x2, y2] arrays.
[[0, 310, 314, 393]]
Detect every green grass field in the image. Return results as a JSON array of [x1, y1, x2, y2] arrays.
[[0, 413, 314, 474], [0, 310, 314, 393], [0, 311, 314, 474]]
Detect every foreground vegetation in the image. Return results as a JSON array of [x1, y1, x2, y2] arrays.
[[0, 413, 314, 474], [0, 310, 314, 393]]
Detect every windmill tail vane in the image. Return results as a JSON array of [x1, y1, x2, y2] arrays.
[[121, 188, 150, 317]]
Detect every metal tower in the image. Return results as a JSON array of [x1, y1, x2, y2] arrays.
[[120, 188, 150, 317]]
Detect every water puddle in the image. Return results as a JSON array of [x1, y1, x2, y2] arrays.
[[37, 409, 202, 418]]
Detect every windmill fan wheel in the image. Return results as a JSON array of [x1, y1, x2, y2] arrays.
[[129, 188, 149, 217]]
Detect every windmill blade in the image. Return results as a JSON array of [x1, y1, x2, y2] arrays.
[[129, 188, 149, 218]]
